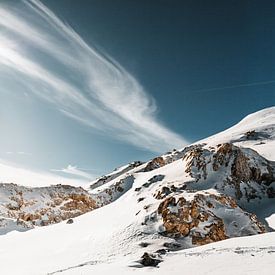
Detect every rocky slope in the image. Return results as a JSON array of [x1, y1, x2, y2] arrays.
[[0, 107, 274, 274], [0, 183, 97, 234], [183, 143, 275, 201]]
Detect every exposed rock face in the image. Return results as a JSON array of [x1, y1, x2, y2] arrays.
[[214, 143, 274, 185], [212, 143, 233, 171], [0, 183, 97, 232], [183, 145, 209, 182], [154, 184, 186, 200], [241, 130, 271, 141], [157, 193, 265, 246], [183, 143, 275, 201], [90, 161, 143, 190], [0, 172, 135, 235], [0, 217, 33, 235], [142, 175, 165, 188], [0, 129, 273, 255], [245, 130, 257, 139], [93, 175, 135, 207], [131, 142, 273, 249], [144, 157, 166, 172], [140, 252, 161, 267]]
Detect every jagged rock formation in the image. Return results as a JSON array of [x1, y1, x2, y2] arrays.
[[1, 142, 274, 242], [140, 252, 162, 267], [0, 108, 274, 260], [0, 107, 274, 274], [183, 143, 275, 201], [157, 193, 265, 245], [0, 183, 97, 233], [91, 175, 135, 207], [144, 157, 166, 172], [1, 143, 273, 240]]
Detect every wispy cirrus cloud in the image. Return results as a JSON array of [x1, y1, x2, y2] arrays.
[[0, 0, 187, 153], [0, 159, 88, 187], [51, 165, 94, 180]]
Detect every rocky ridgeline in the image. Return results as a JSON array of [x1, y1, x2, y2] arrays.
[[0, 183, 97, 234], [90, 161, 143, 190], [182, 143, 275, 201], [0, 140, 274, 251]]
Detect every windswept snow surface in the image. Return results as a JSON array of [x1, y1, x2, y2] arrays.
[[0, 107, 274, 274], [55, 232, 275, 275], [198, 107, 275, 160]]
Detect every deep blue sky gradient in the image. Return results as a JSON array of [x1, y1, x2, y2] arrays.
[[44, 0, 275, 138], [1, 0, 274, 177]]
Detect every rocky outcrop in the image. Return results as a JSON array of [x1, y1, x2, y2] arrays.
[[157, 193, 265, 246], [0, 183, 97, 231], [183, 145, 210, 182], [154, 184, 186, 200], [93, 175, 135, 207], [90, 161, 143, 190], [0, 217, 33, 235], [144, 157, 166, 172], [140, 252, 161, 267], [183, 143, 275, 201]]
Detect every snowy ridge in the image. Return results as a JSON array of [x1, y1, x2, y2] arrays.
[[89, 161, 143, 190], [198, 106, 275, 160]]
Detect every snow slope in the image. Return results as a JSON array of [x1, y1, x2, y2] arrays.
[[58, 232, 275, 275], [199, 107, 275, 160], [0, 107, 274, 275], [0, 183, 272, 275]]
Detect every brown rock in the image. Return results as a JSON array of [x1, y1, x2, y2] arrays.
[[144, 157, 166, 172], [157, 193, 265, 246]]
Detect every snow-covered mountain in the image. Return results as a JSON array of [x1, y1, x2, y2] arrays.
[[0, 107, 274, 275], [0, 183, 97, 234]]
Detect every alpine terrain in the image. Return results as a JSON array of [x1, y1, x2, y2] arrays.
[[0, 107, 274, 275]]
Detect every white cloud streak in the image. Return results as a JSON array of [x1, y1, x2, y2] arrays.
[[51, 165, 94, 180], [0, 159, 88, 187], [0, 0, 187, 153]]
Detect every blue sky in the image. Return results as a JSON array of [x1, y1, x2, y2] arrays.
[[0, 0, 274, 180]]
